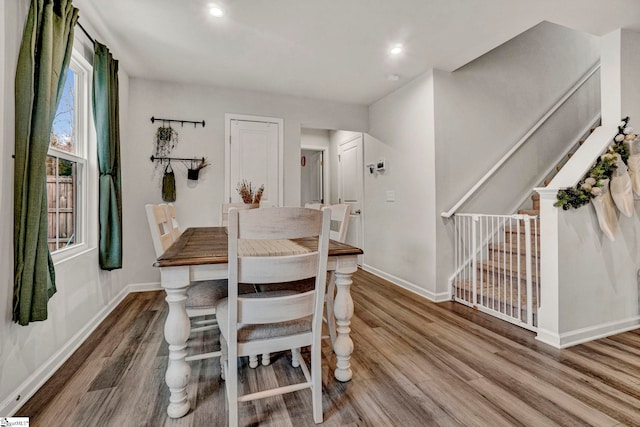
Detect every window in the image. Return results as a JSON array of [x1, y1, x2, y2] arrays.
[[47, 51, 91, 256]]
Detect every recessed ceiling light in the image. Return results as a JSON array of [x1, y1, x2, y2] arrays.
[[389, 45, 403, 55], [209, 5, 225, 17]]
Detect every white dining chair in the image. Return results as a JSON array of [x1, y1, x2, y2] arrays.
[[145, 203, 232, 361], [304, 203, 350, 242], [217, 206, 330, 426]]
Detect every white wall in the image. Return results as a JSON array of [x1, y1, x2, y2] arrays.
[[433, 21, 601, 296], [557, 208, 640, 342], [364, 21, 601, 301], [0, 2, 131, 415], [125, 79, 368, 287], [435, 22, 600, 213], [301, 128, 330, 151], [621, 30, 640, 124], [366, 71, 440, 299], [536, 28, 640, 347]]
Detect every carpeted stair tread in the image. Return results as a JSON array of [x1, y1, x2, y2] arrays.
[[488, 242, 540, 255]]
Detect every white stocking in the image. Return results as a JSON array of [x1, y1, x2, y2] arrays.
[[626, 154, 640, 197], [610, 154, 634, 217], [591, 180, 618, 242]]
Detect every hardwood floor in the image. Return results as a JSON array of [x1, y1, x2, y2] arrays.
[[17, 269, 640, 426]]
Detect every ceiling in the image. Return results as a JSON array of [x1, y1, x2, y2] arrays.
[[75, 0, 640, 105]]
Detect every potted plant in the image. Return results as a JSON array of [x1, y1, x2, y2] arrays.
[[187, 158, 209, 180]]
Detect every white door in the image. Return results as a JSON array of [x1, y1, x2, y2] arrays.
[[338, 134, 364, 259], [301, 149, 323, 205], [226, 116, 282, 206]]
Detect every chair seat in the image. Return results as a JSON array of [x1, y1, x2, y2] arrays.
[[186, 280, 254, 309], [216, 291, 312, 342], [255, 278, 315, 293]]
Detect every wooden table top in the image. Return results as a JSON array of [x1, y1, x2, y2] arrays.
[[156, 227, 363, 267]]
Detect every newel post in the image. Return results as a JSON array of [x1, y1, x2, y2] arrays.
[[534, 187, 562, 347]]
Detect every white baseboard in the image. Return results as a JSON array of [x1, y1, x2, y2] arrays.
[[361, 264, 450, 302], [2, 282, 161, 416], [537, 316, 640, 349], [535, 328, 563, 348], [128, 282, 162, 292]]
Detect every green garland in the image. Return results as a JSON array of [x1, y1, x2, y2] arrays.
[[555, 117, 634, 210]]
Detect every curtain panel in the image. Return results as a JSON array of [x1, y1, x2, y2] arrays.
[[93, 42, 122, 270], [14, 0, 78, 325]]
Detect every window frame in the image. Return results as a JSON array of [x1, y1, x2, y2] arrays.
[[49, 49, 93, 263]]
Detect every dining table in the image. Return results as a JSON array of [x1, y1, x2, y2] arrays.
[[155, 226, 363, 418]]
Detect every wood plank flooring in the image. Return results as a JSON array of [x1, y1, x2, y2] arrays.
[[16, 269, 640, 426]]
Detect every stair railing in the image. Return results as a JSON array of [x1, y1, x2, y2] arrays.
[[441, 62, 601, 218], [452, 213, 539, 330]]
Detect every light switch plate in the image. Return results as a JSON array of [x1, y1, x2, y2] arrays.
[[386, 190, 395, 202]]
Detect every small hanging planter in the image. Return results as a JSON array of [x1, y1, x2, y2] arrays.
[[187, 168, 200, 180], [186, 157, 209, 181]]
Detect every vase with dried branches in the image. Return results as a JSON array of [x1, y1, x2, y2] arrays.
[[236, 180, 264, 204]]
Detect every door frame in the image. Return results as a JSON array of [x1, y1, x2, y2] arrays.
[[300, 145, 329, 205], [224, 113, 284, 206], [338, 133, 365, 263]]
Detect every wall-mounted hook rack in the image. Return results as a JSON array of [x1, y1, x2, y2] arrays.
[[150, 155, 205, 163], [150, 116, 205, 128]]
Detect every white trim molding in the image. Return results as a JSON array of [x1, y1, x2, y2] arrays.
[[537, 316, 640, 349], [128, 282, 162, 293], [362, 264, 450, 302]]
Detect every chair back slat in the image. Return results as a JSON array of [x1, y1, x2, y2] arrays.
[[145, 204, 175, 257], [238, 291, 315, 324], [237, 207, 323, 240], [162, 203, 181, 240], [238, 253, 319, 284]]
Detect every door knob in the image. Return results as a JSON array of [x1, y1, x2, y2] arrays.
[[354, 209, 361, 214]]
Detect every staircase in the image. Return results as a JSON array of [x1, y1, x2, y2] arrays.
[[452, 132, 592, 331]]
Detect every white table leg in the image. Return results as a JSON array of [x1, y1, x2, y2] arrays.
[[325, 272, 337, 346], [332, 257, 357, 382], [162, 268, 191, 418]]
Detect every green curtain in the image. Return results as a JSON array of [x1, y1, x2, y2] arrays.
[[14, 0, 78, 325], [92, 42, 122, 270]]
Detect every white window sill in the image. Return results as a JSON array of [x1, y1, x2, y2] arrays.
[[51, 243, 96, 266]]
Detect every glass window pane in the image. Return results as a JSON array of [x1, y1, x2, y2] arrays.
[[50, 69, 75, 153], [47, 155, 77, 252], [57, 158, 76, 249]]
